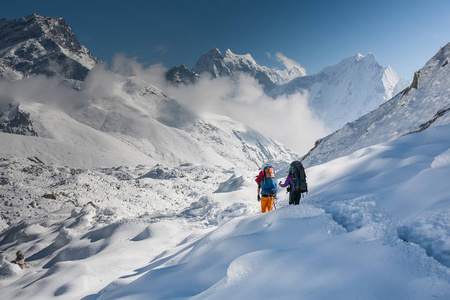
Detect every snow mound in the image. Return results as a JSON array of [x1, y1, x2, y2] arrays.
[[214, 174, 252, 193], [139, 164, 185, 180]]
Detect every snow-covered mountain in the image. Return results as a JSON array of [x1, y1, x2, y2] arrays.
[[192, 48, 305, 85], [270, 53, 410, 131], [0, 14, 101, 81], [166, 48, 305, 90], [302, 43, 450, 167]]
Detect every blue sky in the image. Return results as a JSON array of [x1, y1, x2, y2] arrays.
[[2, 0, 450, 80]]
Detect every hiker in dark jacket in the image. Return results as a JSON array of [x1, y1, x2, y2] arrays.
[[279, 168, 301, 205]]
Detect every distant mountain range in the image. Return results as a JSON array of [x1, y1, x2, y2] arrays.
[[166, 48, 409, 131]]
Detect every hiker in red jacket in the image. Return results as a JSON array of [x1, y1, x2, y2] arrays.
[[255, 166, 278, 213]]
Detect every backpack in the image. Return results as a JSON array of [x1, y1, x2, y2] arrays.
[[255, 170, 264, 186], [260, 166, 278, 195], [290, 161, 308, 194]]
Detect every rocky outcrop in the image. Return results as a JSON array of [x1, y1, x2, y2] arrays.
[[165, 64, 199, 85], [0, 104, 37, 136]]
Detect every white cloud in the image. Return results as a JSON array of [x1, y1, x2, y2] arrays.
[[111, 53, 168, 87], [275, 52, 307, 75], [0, 75, 89, 112]]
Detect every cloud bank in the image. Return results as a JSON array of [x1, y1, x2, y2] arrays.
[[0, 76, 89, 112]]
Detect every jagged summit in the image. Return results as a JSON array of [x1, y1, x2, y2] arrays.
[[322, 52, 379, 74], [192, 47, 229, 78], [224, 49, 258, 67], [0, 14, 101, 81], [190, 47, 304, 86], [167, 47, 307, 89]]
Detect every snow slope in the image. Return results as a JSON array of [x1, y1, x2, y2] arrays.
[[97, 123, 450, 300], [2, 122, 447, 299], [302, 43, 450, 167]]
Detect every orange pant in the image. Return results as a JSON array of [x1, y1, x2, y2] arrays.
[[261, 195, 274, 213]]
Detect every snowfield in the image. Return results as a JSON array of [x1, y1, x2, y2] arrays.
[[1, 123, 450, 299]]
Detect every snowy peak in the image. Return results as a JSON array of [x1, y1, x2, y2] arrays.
[[322, 52, 380, 75], [223, 49, 259, 71], [0, 14, 101, 81], [28, 14, 89, 58], [271, 52, 409, 131], [356, 52, 375, 62], [192, 48, 230, 78], [190, 47, 303, 86]]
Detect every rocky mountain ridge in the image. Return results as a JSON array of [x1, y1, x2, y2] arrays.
[[0, 14, 100, 81]]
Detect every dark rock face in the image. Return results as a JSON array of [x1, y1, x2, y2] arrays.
[[165, 64, 199, 85], [0, 14, 100, 81]]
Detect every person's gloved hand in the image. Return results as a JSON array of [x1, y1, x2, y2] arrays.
[[257, 194, 261, 202]]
